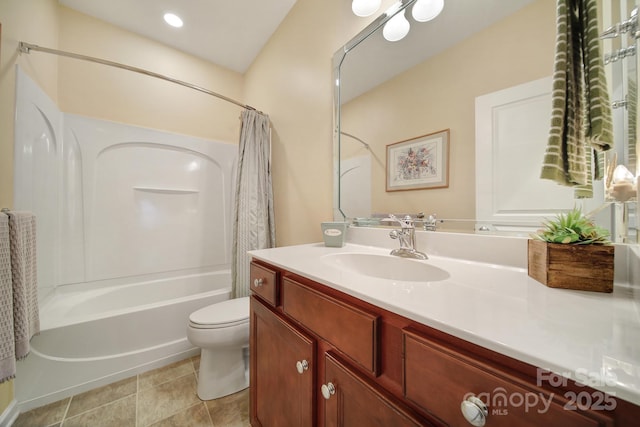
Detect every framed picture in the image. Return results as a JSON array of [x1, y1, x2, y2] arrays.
[[386, 129, 450, 191]]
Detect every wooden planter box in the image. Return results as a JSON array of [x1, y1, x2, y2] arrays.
[[527, 239, 614, 293]]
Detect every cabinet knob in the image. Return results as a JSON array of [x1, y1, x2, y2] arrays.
[[296, 360, 309, 374], [460, 395, 488, 426], [321, 382, 336, 400], [253, 278, 264, 287]]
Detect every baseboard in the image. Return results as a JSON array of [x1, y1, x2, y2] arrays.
[[0, 400, 19, 427]]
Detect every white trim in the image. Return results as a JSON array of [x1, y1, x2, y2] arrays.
[[0, 399, 19, 427]]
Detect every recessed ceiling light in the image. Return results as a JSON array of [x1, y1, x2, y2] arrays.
[[163, 13, 183, 28]]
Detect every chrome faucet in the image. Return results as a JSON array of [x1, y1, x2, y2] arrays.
[[387, 215, 428, 260]]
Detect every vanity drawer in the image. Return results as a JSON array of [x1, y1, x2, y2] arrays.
[[282, 277, 379, 375], [403, 329, 610, 427], [250, 262, 279, 306]]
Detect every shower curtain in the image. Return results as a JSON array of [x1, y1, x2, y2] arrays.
[[232, 110, 276, 298]]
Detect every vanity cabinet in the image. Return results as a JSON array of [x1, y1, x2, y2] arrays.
[[250, 297, 314, 426], [249, 260, 637, 427]]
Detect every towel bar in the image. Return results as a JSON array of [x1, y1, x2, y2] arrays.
[[600, 7, 639, 40]]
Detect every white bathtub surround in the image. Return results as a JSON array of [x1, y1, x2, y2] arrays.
[[13, 68, 237, 411], [232, 110, 275, 298], [249, 230, 640, 406]]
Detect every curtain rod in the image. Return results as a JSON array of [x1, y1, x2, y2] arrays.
[[19, 42, 258, 112]]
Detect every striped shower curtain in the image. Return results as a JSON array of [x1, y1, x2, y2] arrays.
[[232, 110, 275, 298]]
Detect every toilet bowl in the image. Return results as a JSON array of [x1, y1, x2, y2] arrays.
[[187, 296, 250, 400]]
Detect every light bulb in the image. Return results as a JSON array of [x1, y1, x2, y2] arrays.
[[163, 12, 183, 28], [612, 164, 634, 183], [352, 0, 382, 17], [412, 0, 444, 22], [383, 10, 410, 42], [610, 164, 636, 202]]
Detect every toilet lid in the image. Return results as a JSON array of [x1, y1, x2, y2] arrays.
[[189, 297, 249, 329]]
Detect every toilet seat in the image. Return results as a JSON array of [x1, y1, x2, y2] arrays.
[[189, 297, 249, 329]]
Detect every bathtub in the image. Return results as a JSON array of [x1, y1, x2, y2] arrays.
[[15, 270, 232, 411], [13, 72, 240, 412]]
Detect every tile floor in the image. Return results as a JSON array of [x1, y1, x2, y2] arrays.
[[13, 355, 250, 427]]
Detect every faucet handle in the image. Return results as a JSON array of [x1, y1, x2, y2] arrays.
[[399, 215, 414, 228], [385, 214, 414, 229], [424, 213, 438, 231], [386, 213, 399, 222]]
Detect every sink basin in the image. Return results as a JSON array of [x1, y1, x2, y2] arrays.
[[322, 253, 450, 282]]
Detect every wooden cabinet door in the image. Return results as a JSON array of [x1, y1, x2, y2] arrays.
[[323, 351, 430, 427], [250, 297, 315, 427]]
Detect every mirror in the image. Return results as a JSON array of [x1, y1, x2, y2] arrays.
[[333, 0, 639, 240]]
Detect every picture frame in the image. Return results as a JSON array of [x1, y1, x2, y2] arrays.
[[386, 129, 450, 192]]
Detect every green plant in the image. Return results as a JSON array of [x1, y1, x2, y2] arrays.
[[531, 208, 611, 245]]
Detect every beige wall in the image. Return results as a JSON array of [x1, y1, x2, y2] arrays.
[[0, 0, 59, 209], [341, 0, 556, 220], [244, 0, 396, 245], [58, 6, 244, 143]]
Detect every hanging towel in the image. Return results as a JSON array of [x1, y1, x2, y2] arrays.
[[541, 0, 613, 198], [581, 0, 613, 154], [0, 213, 15, 383], [8, 212, 39, 360]]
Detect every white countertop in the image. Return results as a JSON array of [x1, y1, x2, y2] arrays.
[[249, 239, 640, 406]]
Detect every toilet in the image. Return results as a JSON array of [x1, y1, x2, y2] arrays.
[[187, 296, 250, 400]]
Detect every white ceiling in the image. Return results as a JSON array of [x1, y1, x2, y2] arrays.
[[58, 0, 298, 73]]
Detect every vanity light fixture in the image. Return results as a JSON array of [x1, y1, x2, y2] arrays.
[[163, 12, 184, 28], [352, 0, 382, 17], [412, 0, 444, 22], [381, 0, 444, 42], [383, 9, 411, 42]]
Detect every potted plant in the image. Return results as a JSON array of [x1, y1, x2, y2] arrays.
[[528, 208, 614, 293]]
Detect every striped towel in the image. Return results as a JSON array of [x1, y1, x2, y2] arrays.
[[628, 78, 637, 170], [541, 0, 613, 198], [8, 212, 39, 361], [0, 213, 15, 383]]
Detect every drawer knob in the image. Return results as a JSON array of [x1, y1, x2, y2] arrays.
[[253, 278, 264, 287], [296, 360, 309, 374], [321, 382, 336, 400], [460, 395, 488, 426]]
